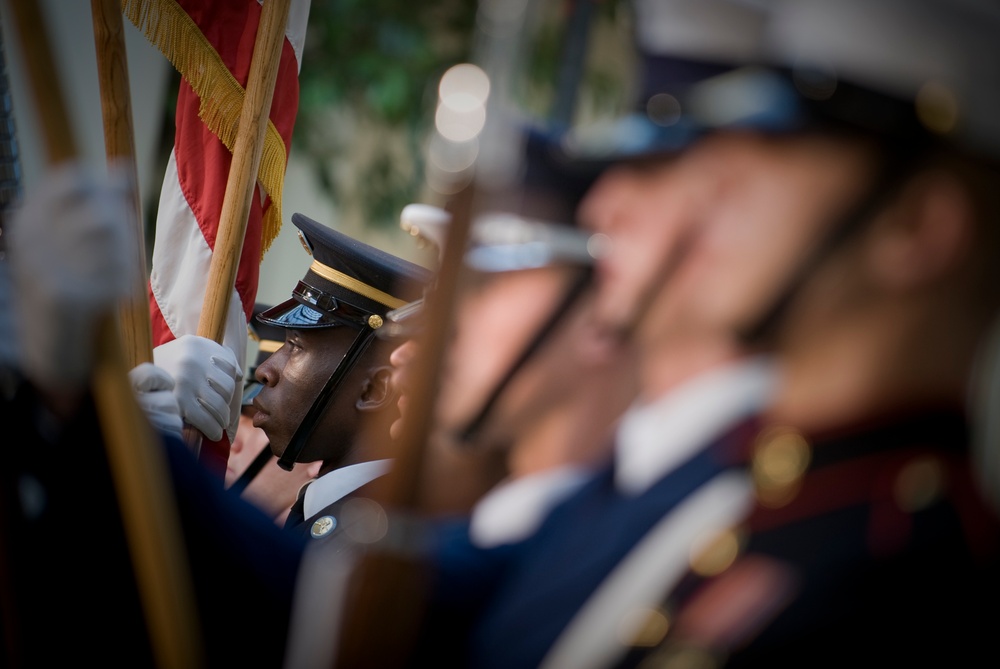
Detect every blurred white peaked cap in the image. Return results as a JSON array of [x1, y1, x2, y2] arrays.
[[400, 203, 452, 266], [379, 203, 451, 342], [762, 0, 1000, 158], [622, 0, 1000, 162], [634, 0, 768, 62]]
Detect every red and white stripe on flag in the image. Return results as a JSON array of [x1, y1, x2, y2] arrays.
[[124, 0, 309, 473]]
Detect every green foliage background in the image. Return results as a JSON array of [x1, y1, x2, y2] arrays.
[[289, 0, 632, 232], [292, 0, 479, 230]]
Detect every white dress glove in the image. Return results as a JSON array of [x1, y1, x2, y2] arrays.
[[6, 161, 136, 388], [128, 362, 184, 439], [153, 334, 243, 442]]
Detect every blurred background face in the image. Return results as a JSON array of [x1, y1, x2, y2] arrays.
[[577, 152, 716, 346], [388, 338, 417, 441], [430, 265, 580, 444], [574, 131, 880, 352], [226, 410, 270, 488], [659, 132, 879, 339], [226, 408, 322, 524], [579, 159, 678, 337], [465, 278, 614, 450]]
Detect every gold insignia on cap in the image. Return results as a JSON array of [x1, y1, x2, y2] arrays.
[[310, 515, 337, 539], [752, 425, 811, 508], [893, 456, 945, 513], [297, 230, 314, 256], [368, 314, 384, 329]]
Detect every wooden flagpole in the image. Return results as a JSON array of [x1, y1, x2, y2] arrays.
[[196, 0, 290, 343], [6, 1, 203, 666], [90, 0, 153, 369], [182, 0, 291, 451]]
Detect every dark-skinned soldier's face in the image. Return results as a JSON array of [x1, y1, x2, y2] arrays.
[[253, 326, 395, 467]]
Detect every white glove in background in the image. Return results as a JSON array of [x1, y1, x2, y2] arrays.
[[128, 362, 184, 439], [154, 334, 243, 442], [7, 162, 135, 389]]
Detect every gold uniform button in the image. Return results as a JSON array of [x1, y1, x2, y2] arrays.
[[752, 425, 811, 508], [894, 456, 945, 512], [618, 607, 671, 648], [637, 644, 720, 669], [310, 515, 337, 538], [689, 527, 744, 577]]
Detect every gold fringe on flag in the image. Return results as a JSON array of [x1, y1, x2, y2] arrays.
[[122, 0, 289, 257]]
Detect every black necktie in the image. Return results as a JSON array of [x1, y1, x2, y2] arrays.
[[284, 481, 311, 529]]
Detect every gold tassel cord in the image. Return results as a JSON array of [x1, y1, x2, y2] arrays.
[[121, 0, 288, 256]]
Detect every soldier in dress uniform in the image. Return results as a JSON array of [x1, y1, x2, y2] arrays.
[[282, 179, 637, 669], [490, 1, 1000, 667], [379, 126, 640, 531], [602, 1, 1000, 666], [401, 1, 1000, 668], [392, 207, 629, 531], [250, 212, 432, 542], [226, 302, 321, 525]]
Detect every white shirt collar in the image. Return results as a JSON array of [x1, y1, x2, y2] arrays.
[[303, 459, 392, 519], [614, 356, 778, 496], [470, 465, 592, 548]]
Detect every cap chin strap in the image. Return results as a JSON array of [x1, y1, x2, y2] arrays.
[[277, 327, 378, 471], [617, 222, 701, 345], [737, 143, 924, 346], [459, 267, 593, 445], [229, 444, 272, 494]]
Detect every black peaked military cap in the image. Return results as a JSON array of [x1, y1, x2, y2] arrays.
[[242, 302, 285, 406], [257, 213, 432, 332]]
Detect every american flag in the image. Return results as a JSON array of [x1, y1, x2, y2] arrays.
[[123, 0, 309, 473]]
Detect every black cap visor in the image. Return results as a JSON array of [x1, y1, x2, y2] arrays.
[[256, 282, 375, 330]]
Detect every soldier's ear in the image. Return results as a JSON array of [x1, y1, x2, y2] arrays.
[[357, 366, 396, 412], [867, 170, 973, 290]]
